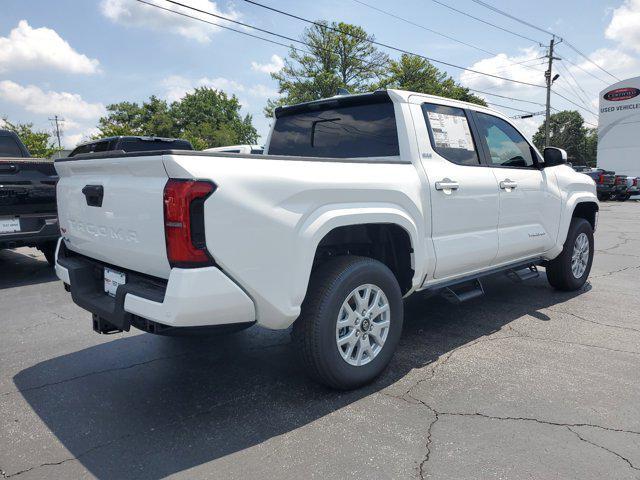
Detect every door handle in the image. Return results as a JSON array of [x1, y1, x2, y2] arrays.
[[499, 179, 518, 190], [435, 179, 460, 191]]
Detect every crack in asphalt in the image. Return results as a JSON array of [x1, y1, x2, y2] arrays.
[[1, 387, 268, 477], [547, 308, 640, 334], [567, 426, 640, 472], [0, 340, 291, 398], [590, 263, 640, 279]]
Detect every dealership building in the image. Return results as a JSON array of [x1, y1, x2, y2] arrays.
[[597, 75, 640, 176]]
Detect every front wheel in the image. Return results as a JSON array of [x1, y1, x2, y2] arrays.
[[293, 256, 403, 390], [545, 218, 594, 291]]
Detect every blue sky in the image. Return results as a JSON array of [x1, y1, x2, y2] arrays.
[[1, 0, 639, 148]]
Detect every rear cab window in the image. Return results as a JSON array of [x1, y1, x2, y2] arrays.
[[0, 136, 25, 157], [422, 103, 479, 166], [268, 93, 400, 160], [118, 139, 193, 152]]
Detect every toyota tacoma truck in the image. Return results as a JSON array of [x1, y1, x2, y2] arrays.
[[0, 129, 59, 264], [54, 90, 598, 389]]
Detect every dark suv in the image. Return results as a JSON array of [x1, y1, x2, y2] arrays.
[[68, 136, 193, 157]]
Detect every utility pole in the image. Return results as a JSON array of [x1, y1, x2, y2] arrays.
[[49, 115, 64, 149], [544, 36, 562, 147]]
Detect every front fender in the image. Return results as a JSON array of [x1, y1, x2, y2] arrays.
[[546, 191, 598, 260]]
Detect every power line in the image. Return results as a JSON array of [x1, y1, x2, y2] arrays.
[[136, 0, 301, 51], [235, 0, 546, 88], [563, 40, 620, 82], [469, 0, 620, 82], [431, 0, 543, 46], [486, 102, 536, 114], [470, 0, 555, 37], [552, 88, 598, 118], [467, 88, 548, 108], [559, 54, 611, 85], [557, 61, 595, 104], [351, 0, 497, 56]]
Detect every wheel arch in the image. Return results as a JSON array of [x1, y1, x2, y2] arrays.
[[293, 206, 424, 310]]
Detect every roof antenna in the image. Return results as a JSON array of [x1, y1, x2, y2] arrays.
[[336, 88, 350, 96]]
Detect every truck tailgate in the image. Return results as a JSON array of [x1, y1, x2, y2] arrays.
[[55, 155, 171, 279], [0, 158, 57, 216]]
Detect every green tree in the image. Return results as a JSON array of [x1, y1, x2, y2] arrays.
[[96, 88, 257, 150], [265, 21, 389, 116], [377, 54, 487, 106], [532, 111, 596, 166], [1, 118, 59, 157]]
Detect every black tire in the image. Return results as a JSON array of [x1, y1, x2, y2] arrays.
[[293, 256, 403, 390], [545, 218, 594, 291], [39, 241, 58, 267]]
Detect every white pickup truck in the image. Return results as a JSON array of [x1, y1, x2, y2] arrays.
[[54, 90, 598, 389]]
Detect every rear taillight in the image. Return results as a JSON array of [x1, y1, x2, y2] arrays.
[[598, 174, 604, 184], [634, 178, 638, 187], [163, 179, 216, 268]]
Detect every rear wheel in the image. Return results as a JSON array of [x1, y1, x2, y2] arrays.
[[293, 256, 403, 390], [545, 218, 594, 291]]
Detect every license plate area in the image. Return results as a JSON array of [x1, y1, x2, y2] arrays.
[[0, 217, 20, 233], [104, 267, 126, 298]]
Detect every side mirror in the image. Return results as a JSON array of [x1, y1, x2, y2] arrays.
[[543, 147, 567, 167]]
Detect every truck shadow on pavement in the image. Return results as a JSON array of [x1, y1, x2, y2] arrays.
[[0, 248, 57, 290], [13, 273, 587, 479]]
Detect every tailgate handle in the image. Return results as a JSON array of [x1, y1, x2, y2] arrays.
[[82, 185, 104, 207]]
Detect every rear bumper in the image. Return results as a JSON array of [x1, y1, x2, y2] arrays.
[[55, 242, 256, 332], [596, 185, 614, 194], [0, 214, 59, 248]]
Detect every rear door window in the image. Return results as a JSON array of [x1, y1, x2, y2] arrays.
[[422, 103, 479, 166], [269, 99, 400, 159]]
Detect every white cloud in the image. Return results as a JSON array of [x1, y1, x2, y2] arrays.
[[0, 81, 106, 120], [0, 20, 100, 74], [162, 75, 277, 103], [460, 48, 545, 91], [64, 127, 100, 149], [605, 0, 640, 52], [101, 0, 241, 43], [251, 54, 284, 74], [161, 75, 246, 102]]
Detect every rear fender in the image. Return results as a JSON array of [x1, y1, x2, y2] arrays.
[[293, 203, 424, 308]]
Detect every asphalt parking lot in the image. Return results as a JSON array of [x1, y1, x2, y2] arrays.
[[1, 201, 639, 480]]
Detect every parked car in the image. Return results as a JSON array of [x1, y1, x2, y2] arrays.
[[69, 136, 193, 157], [204, 144, 264, 154], [612, 174, 630, 200], [0, 130, 59, 264], [53, 90, 598, 389], [584, 169, 616, 201], [611, 176, 638, 201]]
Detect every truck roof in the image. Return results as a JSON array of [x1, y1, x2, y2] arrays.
[[274, 88, 508, 121]]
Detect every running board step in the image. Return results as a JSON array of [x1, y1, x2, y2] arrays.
[[506, 264, 539, 283], [441, 278, 484, 304]]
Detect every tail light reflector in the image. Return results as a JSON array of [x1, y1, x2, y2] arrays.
[[634, 178, 638, 187], [598, 174, 604, 184], [163, 179, 216, 268]]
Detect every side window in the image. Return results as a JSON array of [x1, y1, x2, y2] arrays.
[[475, 112, 535, 168], [422, 103, 479, 166], [0, 136, 24, 157]]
